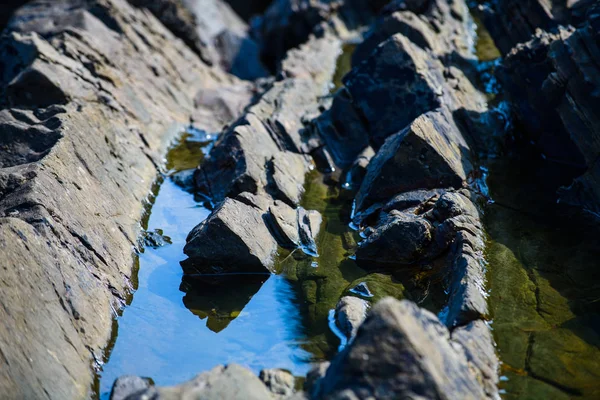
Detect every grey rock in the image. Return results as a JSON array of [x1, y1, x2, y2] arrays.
[[130, 364, 274, 400], [171, 169, 196, 191], [343, 146, 375, 191], [0, 0, 246, 398], [260, 369, 296, 398], [142, 229, 172, 249], [314, 298, 488, 400], [110, 375, 150, 400], [184, 197, 278, 273], [268, 200, 301, 248], [355, 109, 472, 213], [451, 320, 500, 400], [335, 296, 369, 340]]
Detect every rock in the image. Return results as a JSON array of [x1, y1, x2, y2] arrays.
[[335, 296, 369, 340], [355, 109, 472, 213], [110, 375, 150, 400], [451, 320, 500, 400], [355, 210, 433, 267], [128, 364, 275, 399], [255, 0, 387, 68], [353, 0, 475, 65], [304, 362, 330, 398], [0, 0, 246, 398], [260, 369, 296, 398], [171, 169, 196, 191], [184, 196, 278, 273], [266, 201, 322, 253], [497, 15, 600, 216], [314, 298, 488, 399], [142, 229, 172, 249], [343, 146, 375, 190], [128, 0, 268, 79]]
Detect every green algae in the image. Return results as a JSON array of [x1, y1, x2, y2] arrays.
[[484, 157, 600, 399]]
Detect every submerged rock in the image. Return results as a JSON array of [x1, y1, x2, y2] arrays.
[[313, 298, 488, 399], [335, 296, 369, 340], [184, 197, 278, 273]]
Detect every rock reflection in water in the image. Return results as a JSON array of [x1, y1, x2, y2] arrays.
[[180, 274, 268, 333]]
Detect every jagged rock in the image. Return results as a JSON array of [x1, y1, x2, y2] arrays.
[[110, 375, 150, 400], [260, 369, 296, 398], [255, 0, 387, 68], [479, 0, 594, 55], [355, 210, 433, 267], [335, 296, 369, 340], [128, 0, 268, 79], [0, 0, 247, 398], [451, 320, 500, 399], [353, 0, 474, 65], [313, 298, 488, 399], [127, 364, 275, 399], [184, 196, 278, 273], [194, 34, 341, 204], [267, 201, 322, 253], [498, 11, 600, 216], [355, 109, 472, 213], [344, 146, 375, 190]]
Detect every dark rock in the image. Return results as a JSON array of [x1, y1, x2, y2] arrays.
[[170, 169, 195, 191], [343, 146, 374, 191], [266, 201, 322, 253], [128, 364, 274, 399], [355, 109, 472, 213], [260, 369, 296, 398], [305, 362, 330, 398], [498, 16, 600, 216], [355, 210, 433, 267], [110, 375, 150, 400], [353, 0, 474, 65], [255, 0, 387, 68], [335, 296, 369, 340], [142, 229, 172, 249], [184, 197, 278, 273], [314, 298, 488, 399]]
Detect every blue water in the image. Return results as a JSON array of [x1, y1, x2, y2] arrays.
[[98, 177, 312, 398]]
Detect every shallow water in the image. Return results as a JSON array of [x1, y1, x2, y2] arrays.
[[484, 155, 600, 399]]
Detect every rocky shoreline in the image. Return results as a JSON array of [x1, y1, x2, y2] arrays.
[[0, 0, 598, 399]]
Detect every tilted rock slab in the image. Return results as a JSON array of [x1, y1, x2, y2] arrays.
[[313, 298, 489, 400], [0, 0, 250, 398]]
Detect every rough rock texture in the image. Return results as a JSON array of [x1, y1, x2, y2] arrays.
[[260, 369, 296, 398], [110, 376, 150, 400], [313, 298, 488, 399], [184, 196, 279, 273], [128, 0, 268, 79], [479, 0, 594, 55], [0, 0, 250, 398], [355, 109, 472, 213], [498, 10, 600, 217], [335, 296, 369, 340], [123, 364, 276, 400], [254, 0, 388, 68], [194, 34, 341, 204]]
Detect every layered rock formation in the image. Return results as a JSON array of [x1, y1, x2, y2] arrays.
[[0, 0, 252, 398]]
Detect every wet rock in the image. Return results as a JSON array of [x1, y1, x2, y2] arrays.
[[356, 210, 433, 267], [128, 364, 274, 399], [314, 298, 488, 399], [184, 197, 278, 273], [335, 296, 369, 340], [355, 109, 472, 213], [171, 169, 195, 191], [268, 152, 308, 206], [142, 229, 172, 249], [497, 15, 600, 216], [305, 362, 330, 399], [451, 320, 500, 400], [343, 146, 374, 190], [260, 369, 296, 398], [267, 201, 322, 253], [110, 375, 150, 400], [0, 0, 246, 397]]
